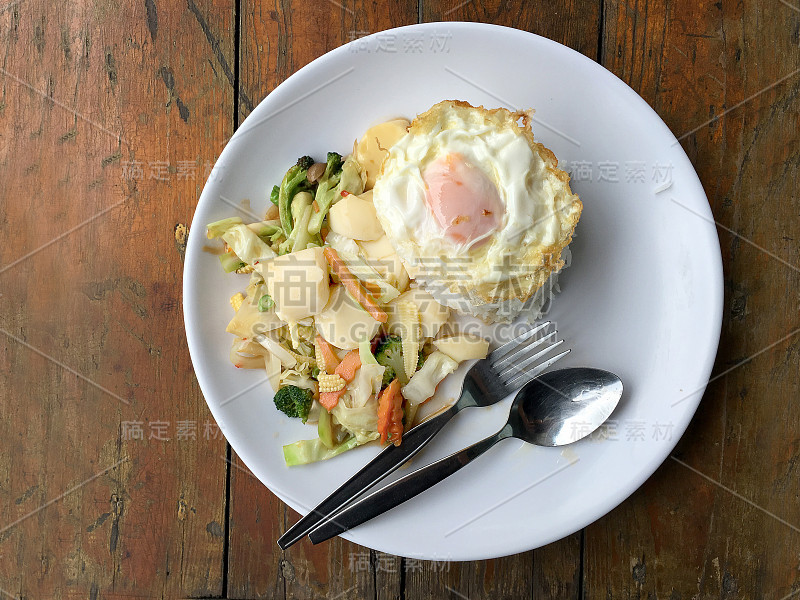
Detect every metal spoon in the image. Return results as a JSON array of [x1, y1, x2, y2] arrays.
[[308, 367, 623, 543]]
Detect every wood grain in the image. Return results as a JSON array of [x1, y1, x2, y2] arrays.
[[422, 0, 601, 60], [0, 0, 233, 597], [534, 533, 583, 600], [586, 0, 800, 598], [226, 452, 284, 599]]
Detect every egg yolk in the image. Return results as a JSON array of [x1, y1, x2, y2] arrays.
[[423, 154, 503, 246]]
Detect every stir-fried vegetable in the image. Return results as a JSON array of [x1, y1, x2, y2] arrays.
[[319, 350, 361, 411], [278, 156, 314, 235], [274, 385, 314, 422], [207, 217, 276, 266], [330, 361, 384, 444], [280, 191, 319, 254], [307, 152, 344, 235], [323, 247, 388, 323], [402, 351, 458, 405], [397, 301, 420, 381], [377, 379, 403, 446], [283, 436, 359, 466], [220, 251, 246, 273], [210, 147, 470, 467], [247, 220, 283, 239], [257, 294, 275, 312], [375, 335, 424, 386], [315, 335, 341, 374]]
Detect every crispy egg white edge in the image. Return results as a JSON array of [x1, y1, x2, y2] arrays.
[[372, 105, 571, 285]]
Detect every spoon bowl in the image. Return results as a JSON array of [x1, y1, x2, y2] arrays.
[[511, 367, 624, 447]]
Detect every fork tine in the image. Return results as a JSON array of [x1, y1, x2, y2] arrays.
[[504, 349, 571, 389], [489, 322, 551, 362], [492, 330, 557, 370], [497, 338, 564, 381]]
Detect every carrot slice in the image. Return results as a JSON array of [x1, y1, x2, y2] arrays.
[[315, 334, 341, 374], [335, 349, 361, 380], [377, 379, 403, 446], [323, 247, 388, 323], [363, 281, 382, 296], [318, 349, 361, 411], [318, 390, 342, 412]]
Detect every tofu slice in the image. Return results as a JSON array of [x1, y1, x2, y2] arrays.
[[257, 246, 330, 322], [433, 334, 490, 363], [355, 118, 410, 190], [328, 192, 384, 241], [315, 284, 382, 349]]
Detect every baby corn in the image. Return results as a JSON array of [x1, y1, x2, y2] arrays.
[[398, 301, 419, 380], [318, 372, 346, 393]]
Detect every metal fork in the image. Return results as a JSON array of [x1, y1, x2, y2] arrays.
[[276, 321, 569, 549]]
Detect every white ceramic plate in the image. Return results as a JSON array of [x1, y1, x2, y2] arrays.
[[184, 22, 723, 560]]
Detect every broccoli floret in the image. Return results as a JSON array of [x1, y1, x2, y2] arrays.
[[274, 385, 314, 422], [307, 152, 348, 235], [375, 335, 403, 386], [325, 151, 343, 176], [278, 189, 316, 254], [277, 160, 314, 236], [375, 335, 424, 387], [296, 155, 315, 170]]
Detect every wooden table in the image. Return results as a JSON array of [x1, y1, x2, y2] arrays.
[[1, 0, 798, 598]]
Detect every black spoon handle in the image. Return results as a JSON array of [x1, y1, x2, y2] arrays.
[[308, 429, 509, 544], [277, 405, 458, 549]]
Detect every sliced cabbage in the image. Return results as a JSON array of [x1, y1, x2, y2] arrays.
[[246, 220, 283, 238], [325, 231, 361, 256], [226, 299, 284, 338], [208, 217, 276, 266], [280, 365, 317, 395], [207, 217, 243, 238], [245, 271, 266, 299], [265, 352, 282, 391], [331, 362, 385, 444], [359, 339, 379, 366], [401, 351, 458, 406], [335, 155, 365, 198], [254, 332, 296, 368], [331, 404, 380, 445], [229, 339, 267, 370], [283, 436, 360, 466], [345, 363, 385, 408], [287, 322, 316, 358], [305, 399, 322, 425], [287, 321, 301, 351]]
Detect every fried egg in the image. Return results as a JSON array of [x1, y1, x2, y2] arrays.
[[372, 100, 582, 322]]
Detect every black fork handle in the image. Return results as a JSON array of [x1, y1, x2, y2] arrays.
[[277, 404, 458, 549]]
